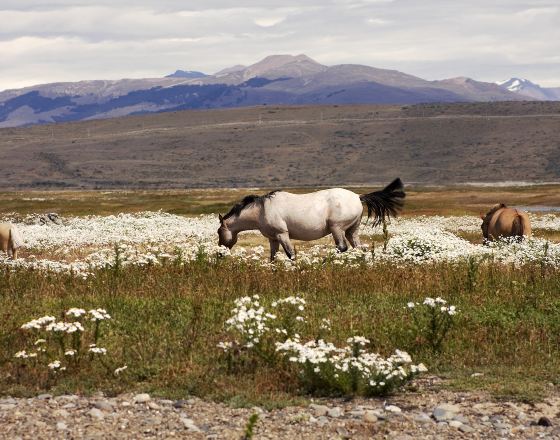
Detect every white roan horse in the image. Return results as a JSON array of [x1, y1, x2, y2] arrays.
[[218, 178, 405, 260]]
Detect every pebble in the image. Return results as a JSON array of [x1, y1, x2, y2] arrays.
[[37, 394, 52, 400], [180, 417, 201, 432], [327, 407, 344, 418], [349, 409, 365, 418], [56, 421, 67, 431], [88, 408, 104, 420], [459, 424, 475, 433], [493, 422, 511, 430], [363, 410, 378, 423], [452, 414, 469, 424], [385, 404, 402, 414], [535, 416, 553, 427], [433, 404, 460, 422], [133, 393, 151, 404], [448, 420, 463, 428], [173, 399, 188, 409], [414, 413, 432, 423], [147, 402, 160, 410], [93, 401, 114, 412], [336, 426, 351, 438], [309, 404, 329, 417], [54, 409, 69, 418]]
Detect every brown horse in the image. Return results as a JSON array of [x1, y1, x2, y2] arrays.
[[480, 204, 532, 242], [0, 223, 23, 259]]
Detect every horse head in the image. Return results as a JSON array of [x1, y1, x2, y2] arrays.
[[217, 214, 237, 249]]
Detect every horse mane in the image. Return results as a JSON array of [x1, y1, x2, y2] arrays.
[[223, 191, 279, 220], [485, 203, 507, 218]]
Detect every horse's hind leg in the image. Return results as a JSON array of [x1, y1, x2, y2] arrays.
[[277, 233, 296, 260], [331, 227, 348, 253], [345, 220, 362, 248], [11, 248, 18, 260]]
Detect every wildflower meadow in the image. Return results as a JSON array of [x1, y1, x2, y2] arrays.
[[1, 190, 560, 405]]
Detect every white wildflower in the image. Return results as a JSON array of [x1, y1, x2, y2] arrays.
[[114, 365, 128, 375], [66, 308, 86, 318], [88, 345, 107, 355], [89, 309, 111, 321], [48, 360, 62, 370]]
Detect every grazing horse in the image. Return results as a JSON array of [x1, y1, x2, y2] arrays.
[[218, 178, 405, 261], [0, 222, 24, 259], [480, 204, 532, 242]]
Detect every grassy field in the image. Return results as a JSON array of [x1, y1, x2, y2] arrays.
[[1, 187, 560, 406]]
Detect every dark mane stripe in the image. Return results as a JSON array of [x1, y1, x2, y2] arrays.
[[484, 203, 507, 218], [223, 191, 279, 220]]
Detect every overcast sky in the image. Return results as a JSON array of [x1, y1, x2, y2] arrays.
[[1, 0, 559, 91]]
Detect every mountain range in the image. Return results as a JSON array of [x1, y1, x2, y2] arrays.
[[0, 54, 558, 128]]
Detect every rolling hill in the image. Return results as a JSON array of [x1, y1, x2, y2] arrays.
[[1, 101, 559, 189]]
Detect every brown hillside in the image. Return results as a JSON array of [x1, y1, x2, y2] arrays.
[[1, 102, 559, 189]]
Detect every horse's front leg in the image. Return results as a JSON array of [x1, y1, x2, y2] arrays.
[[276, 232, 295, 260], [269, 239, 280, 261]]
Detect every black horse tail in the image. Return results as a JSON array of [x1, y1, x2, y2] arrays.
[[359, 178, 406, 226]]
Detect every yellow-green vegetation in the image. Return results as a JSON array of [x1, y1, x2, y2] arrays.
[[1, 184, 560, 217], [1, 258, 559, 405]]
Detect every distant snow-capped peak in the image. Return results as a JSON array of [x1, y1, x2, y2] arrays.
[[496, 78, 534, 92]]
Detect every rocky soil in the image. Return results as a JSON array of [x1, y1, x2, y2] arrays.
[[1, 382, 558, 439]]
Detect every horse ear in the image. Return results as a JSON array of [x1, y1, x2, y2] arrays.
[[219, 214, 223, 222]]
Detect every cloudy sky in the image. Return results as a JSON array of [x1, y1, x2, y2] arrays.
[[1, 0, 559, 91]]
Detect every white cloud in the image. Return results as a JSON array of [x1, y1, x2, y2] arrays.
[[254, 16, 287, 27]]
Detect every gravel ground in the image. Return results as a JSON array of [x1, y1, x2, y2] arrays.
[[1, 381, 559, 439]]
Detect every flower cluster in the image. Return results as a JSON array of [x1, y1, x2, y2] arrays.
[[220, 293, 427, 396], [223, 295, 275, 350], [276, 337, 426, 396], [407, 296, 458, 353], [408, 297, 457, 316], [15, 306, 113, 375], [89, 309, 111, 321]]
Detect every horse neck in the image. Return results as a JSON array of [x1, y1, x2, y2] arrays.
[[226, 205, 261, 233]]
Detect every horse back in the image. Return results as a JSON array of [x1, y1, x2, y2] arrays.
[[488, 208, 531, 239], [262, 189, 362, 240]]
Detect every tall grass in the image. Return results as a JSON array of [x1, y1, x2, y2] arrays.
[[1, 258, 559, 405]]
